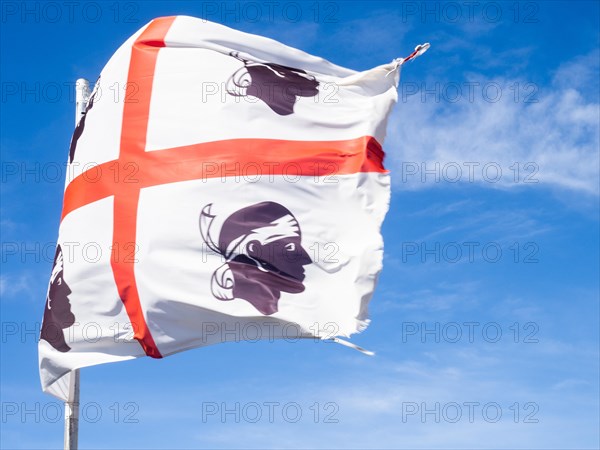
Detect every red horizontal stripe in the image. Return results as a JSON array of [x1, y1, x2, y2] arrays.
[[61, 136, 387, 221]]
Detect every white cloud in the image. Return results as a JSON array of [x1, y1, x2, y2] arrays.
[[0, 273, 35, 300], [166, 341, 598, 449], [387, 50, 600, 195]]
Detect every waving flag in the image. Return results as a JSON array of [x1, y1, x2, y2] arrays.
[[39, 15, 428, 400]]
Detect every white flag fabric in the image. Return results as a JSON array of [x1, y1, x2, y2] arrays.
[[39, 15, 426, 401]]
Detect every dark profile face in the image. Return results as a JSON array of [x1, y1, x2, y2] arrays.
[[40, 245, 75, 352], [227, 53, 320, 116], [200, 202, 313, 315], [247, 235, 311, 284]]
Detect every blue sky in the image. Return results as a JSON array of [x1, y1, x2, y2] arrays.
[[1, 1, 599, 449]]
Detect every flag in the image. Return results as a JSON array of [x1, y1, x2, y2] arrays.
[[39, 15, 428, 400]]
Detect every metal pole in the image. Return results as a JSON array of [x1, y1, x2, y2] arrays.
[[64, 369, 80, 450], [75, 78, 90, 124], [64, 78, 90, 450]]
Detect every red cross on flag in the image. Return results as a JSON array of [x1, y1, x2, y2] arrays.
[[39, 15, 428, 400]]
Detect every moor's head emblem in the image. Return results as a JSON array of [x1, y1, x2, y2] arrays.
[[226, 52, 319, 116], [200, 202, 312, 315], [40, 245, 75, 352]]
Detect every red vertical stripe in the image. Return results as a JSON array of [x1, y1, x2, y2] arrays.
[[110, 17, 177, 358]]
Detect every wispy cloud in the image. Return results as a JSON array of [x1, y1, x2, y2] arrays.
[[0, 272, 37, 301], [387, 50, 600, 195], [159, 338, 598, 449]]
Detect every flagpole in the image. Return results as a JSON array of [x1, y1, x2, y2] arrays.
[[64, 78, 90, 450], [64, 369, 80, 450]]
